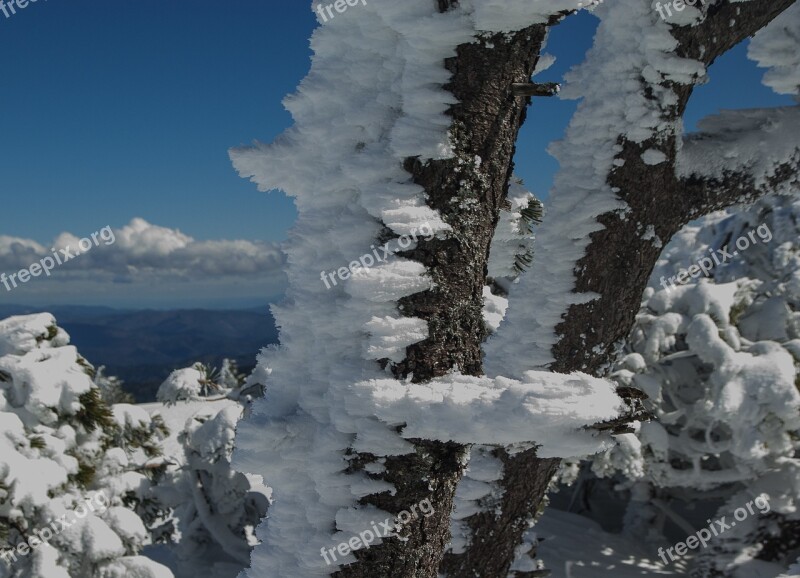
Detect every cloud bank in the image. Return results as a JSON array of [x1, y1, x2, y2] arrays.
[[0, 218, 285, 280], [0, 219, 287, 307]]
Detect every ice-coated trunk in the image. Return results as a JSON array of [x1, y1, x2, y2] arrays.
[[230, 2, 569, 576], [459, 2, 799, 577], [232, 1, 798, 577], [337, 18, 551, 578]]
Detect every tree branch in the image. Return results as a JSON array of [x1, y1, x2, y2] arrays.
[[511, 82, 560, 98], [672, 0, 798, 63], [467, 3, 799, 577], [680, 106, 800, 215]]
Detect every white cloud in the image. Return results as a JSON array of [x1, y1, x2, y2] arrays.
[[0, 218, 286, 281]]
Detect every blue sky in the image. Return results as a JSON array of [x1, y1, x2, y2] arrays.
[[0, 2, 793, 308]]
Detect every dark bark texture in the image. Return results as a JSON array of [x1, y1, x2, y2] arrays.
[[395, 25, 549, 382], [341, 1, 798, 577], [445, 2, 798, 578], [551, 0, 798, 375], [336, 6, 552, 578], [440, 449, 560, 577]]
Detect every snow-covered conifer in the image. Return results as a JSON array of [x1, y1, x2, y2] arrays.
[[0, 314, 173, 578]]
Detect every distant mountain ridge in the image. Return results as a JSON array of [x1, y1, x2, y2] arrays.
[[0, 305, 279, 401]]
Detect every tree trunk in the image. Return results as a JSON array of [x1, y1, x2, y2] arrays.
[[440, 449, 559, 577], [444, 2, 798, 577], [337, 13, 553, 578]]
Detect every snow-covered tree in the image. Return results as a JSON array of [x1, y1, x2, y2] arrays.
[[151, 363, 269, 577], [0, 314, 172, 578], [157, 360, 255, 406], [588, 4, 800, 574], [598, 193, 800, 576], [228, 0, 799, 576], [476, 0, 800, 573], [157, 364, 223, 405], [228, 2, 626, 577]]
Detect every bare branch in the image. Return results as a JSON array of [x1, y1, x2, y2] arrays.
[[511, 82, 560, 97], [671, 0, 798, 74]]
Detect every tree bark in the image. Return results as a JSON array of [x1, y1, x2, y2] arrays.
[[440, 449, 560, 577], [336, 10, 553, 578], [551, 0, 797, 375], [444, 2, 799, 577]]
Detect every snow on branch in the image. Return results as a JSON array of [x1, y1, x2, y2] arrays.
[[747, 0, 800, 96], [679, 106, 800, 212], [345, 371, 623, 458], [190, 471, 252, 565], [0, 313, 67, 356], [467, 0, 602, 32]]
